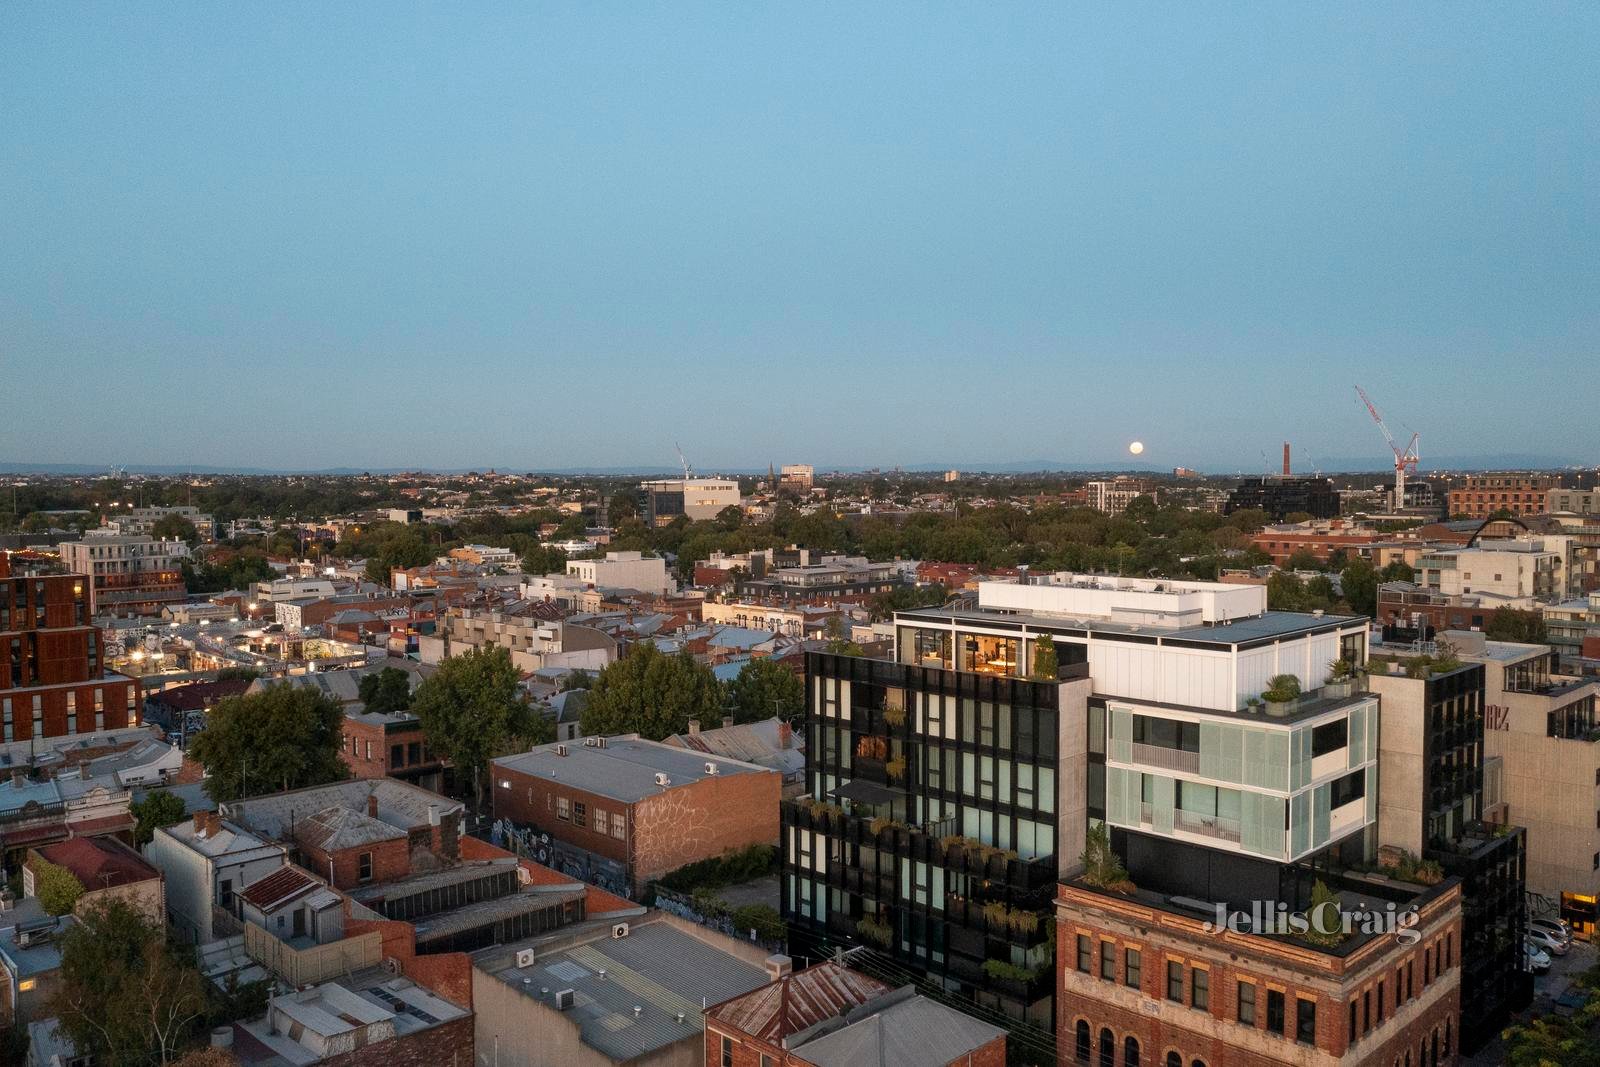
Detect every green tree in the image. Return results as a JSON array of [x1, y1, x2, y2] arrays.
[[1486, 608, 1549, 645], [32, 858, 84, 916], [1266, 571, 1306, 611], [726, 658, 803, 723], [1284, 547, 1323, 572], [580, 644, 724, 741], [1503, 962, 1600, 1065], [1378, 559, 1417, 584], [1031, 634, 1060, 680], [1303, 879, 1347, 948], [130, 790, 189, 847], [559, 669, 593, 692], [520, 544, 568, 575], [151, 514, 199, 544], [608, 491, 639, 522], [1340, 557, 1379, 618], [188, 685, 348, 802], [411, 646, 547, 813], [357, 667, 412, 713], [52, 898, 210, 1066]]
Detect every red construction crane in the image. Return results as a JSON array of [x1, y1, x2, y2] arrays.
[[1355, 385, 1419, 508]]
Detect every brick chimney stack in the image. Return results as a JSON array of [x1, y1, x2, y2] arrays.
[[1282, 442, 1291, 477], [204, 811, 221, 838], [778, 721, 792, 749], [367, 791, 379, 818]]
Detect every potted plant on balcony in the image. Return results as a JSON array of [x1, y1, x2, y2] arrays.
[[885, 756, 907, 782], [1324, 659, 1355, 698], [1262, 674, 1302, 716], [855, 913, 893, 947], [1079, 823, 1136, 894]]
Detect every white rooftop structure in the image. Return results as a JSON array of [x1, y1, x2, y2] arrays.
[[977, 572, 1267, 628]]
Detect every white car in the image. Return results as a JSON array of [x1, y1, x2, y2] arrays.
[[1529, 918, 1573, 945], [1526, 928, 1569, 957], [1525, 942, 1552, 974]]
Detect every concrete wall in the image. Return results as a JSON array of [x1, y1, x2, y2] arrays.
[[1368, 673, 1427, 856]]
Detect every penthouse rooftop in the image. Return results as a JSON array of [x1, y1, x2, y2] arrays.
[[493, 736, 775, 804]]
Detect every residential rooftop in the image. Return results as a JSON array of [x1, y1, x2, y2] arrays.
[[224, 778, 462, 842], [896, 603, 1364, 648], [783, 986, 1006, 1067], [476, 919, 770, 1062], [493, 736, 776, 804]]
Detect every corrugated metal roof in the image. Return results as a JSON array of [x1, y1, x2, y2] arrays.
[[792, 992, 1006, 1067], [494, 736, 776, 804], [706, 962, 887, 1043], [491, 922, 767, 1061]]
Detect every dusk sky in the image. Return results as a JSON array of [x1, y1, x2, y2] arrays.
[[3, 5, 1596, 473]]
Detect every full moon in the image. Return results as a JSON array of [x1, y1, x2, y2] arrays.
[[1128, 441, 1145, 455]]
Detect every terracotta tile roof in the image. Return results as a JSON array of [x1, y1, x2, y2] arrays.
[[34, 837, 157, 889]]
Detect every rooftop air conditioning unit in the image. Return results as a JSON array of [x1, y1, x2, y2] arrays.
[[383, 957, 402, 975], [704, 761, 718, 775], [611, 922, 630, 939], [555, 989, 575, 1010], [654, 772, 670, 787], [555, 745, 568, 757], [516, 948, 537, 968]]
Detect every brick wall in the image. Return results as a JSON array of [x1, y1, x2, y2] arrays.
[[631, 769, 780, 885], [707, 1019, 1005, 1066], [491, 769, 633, 868], [302, 836, 412, 890], [456, 833, 634, 915]]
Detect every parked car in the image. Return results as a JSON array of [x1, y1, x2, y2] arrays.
[[1529, 918, 1573, 945], [1526, 927, 1569, 956], [1525, 942, 1552, 974]]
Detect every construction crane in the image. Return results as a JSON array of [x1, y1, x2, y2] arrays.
[[1355, 386, 1419, 508], [674, 442, 694, 480]]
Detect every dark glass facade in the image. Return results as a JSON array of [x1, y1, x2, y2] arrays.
[[782, 652, 1065, 1026], [1224, 477, 1340, 520]]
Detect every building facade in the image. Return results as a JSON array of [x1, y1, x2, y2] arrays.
[[1, 553, 141, 745], [56, 532, 186, 617], [1085, 478, 1159, 516], [1447, 474, 1560, 520], [1225, 478, 1340, 521], [641, 478, 742, 527]]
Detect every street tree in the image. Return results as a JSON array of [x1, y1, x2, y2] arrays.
[[580, 644, 724, 741], [188, 685, 347, 802], [411, 646, 547, 813], [357, 667, 412, 713], [726, 658, 803, 723]]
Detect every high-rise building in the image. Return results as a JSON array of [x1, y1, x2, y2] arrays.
[[779, 464, 815, 493], [1085, 477, 1159, 515], [57, 530, 187, 618], [0, 552, 142, 743], [783, 572, 1520, 1061]]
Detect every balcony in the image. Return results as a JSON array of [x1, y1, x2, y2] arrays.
[[1174, 809, 1242, 844], [1128, 742, 1200, 774]]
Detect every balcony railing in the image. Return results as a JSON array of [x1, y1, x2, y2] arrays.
[[1174, 809, 1242, 844], [1128, 743, 1200, 774]]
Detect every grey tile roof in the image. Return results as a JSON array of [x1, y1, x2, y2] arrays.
[[226, 779, 462, 843], [493, 736, 777, 804], [485, 922, 768, 1062]]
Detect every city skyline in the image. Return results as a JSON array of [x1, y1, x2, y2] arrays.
[[5, 4, 1597, 470]]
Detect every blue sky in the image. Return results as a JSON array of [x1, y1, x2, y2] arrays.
[[3, 4, 1595, 473]]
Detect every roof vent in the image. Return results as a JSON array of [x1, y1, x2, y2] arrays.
[[555, 989, 575, 1010], [633, 1005, 643, 1019]]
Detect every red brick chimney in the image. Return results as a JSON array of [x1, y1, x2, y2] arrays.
[[366, 792, 379, 818], [1282, 442, 1291, 477], [194, 810, 207, 833], [778, 721, 792, 749], [205, 811, 221, 838]]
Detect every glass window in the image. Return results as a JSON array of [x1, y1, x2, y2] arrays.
[[1167, 960, 1183, 1002], [1296, 997, 1316, 1045], [1191, 967, 1209, 1011], [1267, 989, 1285, 1035], [1312, 718, 1348, 757], [1330, 769, 1365, 809], [1076, 934, 1091, 973], [1237, 981, 1255, 1025], [1100, 940, 1115, 981], [1125, 947, 1141, 989]]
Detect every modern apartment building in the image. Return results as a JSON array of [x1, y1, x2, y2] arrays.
[[641, 477, 741, 527], [1548, 487, 1600, 516], [1, 552, 142, 744], [115, 505, 215, 541], [1085, 477, 1159, 516], [1447, 474, 1560, 520], [732, 557, 910, 604], [1224, 477, 1340, 521], [565, 550, 676, 595], [1440, 631, 1600, 935], [1366, 650, 1530, 1050], [785, 571, 1528, 1059], [778, 464, 815, 493], [56, 531, 186, 618]]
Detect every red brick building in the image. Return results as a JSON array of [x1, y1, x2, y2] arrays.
[[1249, 526, 1383, 566], [1447, 474, 1559, 520], [1, 552, 141, 743], [341, 708, 444, 789], [491, 735, 781, 892], [1057, 879, 1463, 1067], [705, 961, 1007, 1067]]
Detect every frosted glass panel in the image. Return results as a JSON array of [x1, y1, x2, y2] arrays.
[[1152, 775, 1175, 834], [1199, 721, 1222, 779], [1291, 792, 1310, 857], [1348, 707, 1366, 770], [1110, 707, 1133, 763], [1312, 784, 1331, 849], [1366, 767, 1378, 822]]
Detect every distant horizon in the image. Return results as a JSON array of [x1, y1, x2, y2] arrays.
[[4, 6, 1596, 468]]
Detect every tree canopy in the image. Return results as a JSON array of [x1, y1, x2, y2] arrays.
[[357, 667, 412, 713], [411, 646, 548, 812], [187, 684, 348, 802], [726, 658, 803, 723], [151, 513, 200, 544], [52, 898, 210, 1066], [33, 858, 84, 916], [131, 790, 190, 847], [580, 643, 724, 740], [1486, 607, 1549, 645]]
